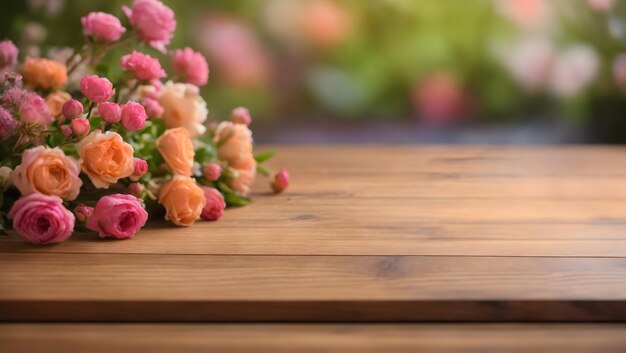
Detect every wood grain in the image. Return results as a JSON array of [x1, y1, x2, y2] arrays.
[[1, 324, 625, 353], [1, 146, 626, 321]]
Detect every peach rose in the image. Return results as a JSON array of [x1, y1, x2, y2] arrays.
[[156, 127, 195, 176], [158, 81, 207, 137], [21, 57, 68, 90], [227, 154, 257, 196], [45, 91, 72, 117], [10, 146, 82, 200], [158, 175, 205, 226], [215, 121, 253, 165], [77, 130, 135, 188]]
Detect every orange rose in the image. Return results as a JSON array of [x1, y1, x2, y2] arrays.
[[158, 81, 208, 137], [158, 175, 206, 226], [10, 146, 82, 200], [78, 131, 135, 188], [156, 127, 195, 176], [227, 154, 257, 196], [45, 91, 71, 117], [215, 121, 253, 165], [21, 57, 68, 90]]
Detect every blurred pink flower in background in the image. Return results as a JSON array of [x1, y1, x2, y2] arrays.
[[0, 107, 16, 139], [0, 40, 19, 72], [587, 0, 614, 12], [171, 47, 209, 86], [301, 0, 351, 49], [123, 0, 176, 53], [499, 37, 555, 92], [549, 45, 599, 98], [613, 54, 626, 87], [20, 94, 52, 126], [27, 0, 65, 16], [496, 0, 550, 32], [412, 72, 471, 124], [195, 15, 269, 88], [81, 12, 126, 43]]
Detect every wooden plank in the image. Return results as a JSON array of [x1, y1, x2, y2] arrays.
[[1, 324, 625, 353], [0, 253, 624, 321]]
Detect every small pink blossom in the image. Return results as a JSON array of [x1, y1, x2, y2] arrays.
[[8, 193, 75, 245], [172, 47, 209, 86], [141, 97, 163, 118], [200, 187, 225, 221], [98, 102, 121, 123], [80, 75, 114, 103], [74, 204, 94, 222], [127, 182, 145, 197], [60, 124, 72, 137], [0, 106, 17, 139], [0, 40, 18, 71], [71, 117, 90, 136], [271, 168, 289, 193], [1, 87, 30, 113], [86, 194, 148, 239], [81, 12, 126, 43], [230, 106, 252, 125], [587, 0, 614, 12], [121, 101, 147, 131], [20, 93, 52, 126], [62, 99, 83, 119], [120, 51, 166, 81], [202, 163, 222, 181], [132, 157, 148, 181], [123, 0, 176, 53]]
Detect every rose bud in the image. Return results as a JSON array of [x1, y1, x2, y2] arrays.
[[62, 99, 83, 119], [121, 101, 147, 131], [127, 182, 145, 197], [131, 157, 148, 181], [74, 204, 94, 222], [98, 102, 121, 123], [86, 194, 148, 239], [141, 97, 163, 118], [271, 168, 289, 193], [200, 186, 225, 221], [71, 117, 90, 136], [202, 163, 222, 181], [0, 166, 12, 188], [61, 124, 73, 137], [8, 193, 75, 245], [80, 75, 114, 103], [230, 106, 251, 125]]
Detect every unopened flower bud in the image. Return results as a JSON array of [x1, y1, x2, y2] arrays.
[[127, 182, 145, 197], [62, 99, 83, 119], [74, 204, 94, 222], [131, 157, 148, 181], [71, 117, 90, 136], [202, 163, 222, 181], [0, 166, 12, 188], [271, 168, 289, 193], [60, 124, 73, 137], [230, 106, 251, 125]]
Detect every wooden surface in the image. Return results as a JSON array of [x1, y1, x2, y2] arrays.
[[1, 146, 626, 322], [1, 324, 625, 353]]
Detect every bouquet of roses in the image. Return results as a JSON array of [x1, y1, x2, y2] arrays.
[[0, 0, 289, 245]]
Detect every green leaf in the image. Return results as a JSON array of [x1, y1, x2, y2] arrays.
[[217, 181, 235, 194], [89, 117, 103, 130], [256, 166, 270, 177], [224, 192, 251, 207], [48, 133, 64, 148], [254, 151, 276, 163]]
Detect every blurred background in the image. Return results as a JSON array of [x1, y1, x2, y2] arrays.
[[3, 0, 626, 144]]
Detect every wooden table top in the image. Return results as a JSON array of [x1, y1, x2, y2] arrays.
[[1, 146, 626, 322]]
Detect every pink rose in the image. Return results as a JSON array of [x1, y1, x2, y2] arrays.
[[202, 163, 222, 181], [230, 106, 251, 125], [171, 47, 209, 86], [123, 0, 176, 53], [74, 204, 94, 222], [71, 117, 90, 136], [0, 106, 17, 139], [81, 12, 126, 43], [132, 157, 148, 180], [200, 187, 225, 221], [19, 93, 52, 126], [0, 40, 18, 71], [80, 75, 115, 103], [141, 97, 163, 118], [98, 102, 121, 123], [120, 51, 166, 81], [271, 168, 289, 193], [8, 193, 75, 245], [121, 101, 147, 131], [86, 194, 148, 239], [62, 99, 83, 119]]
